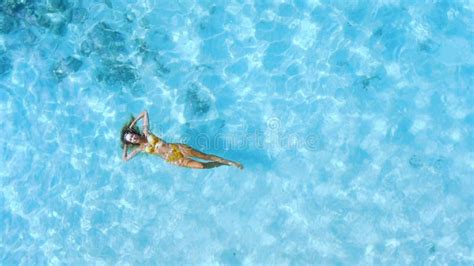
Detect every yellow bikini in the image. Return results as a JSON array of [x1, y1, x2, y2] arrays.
[[145, 133, 184, 162], [167, 145, 184, 162]]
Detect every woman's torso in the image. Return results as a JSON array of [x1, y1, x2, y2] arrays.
[[143, 133, 184, 163]]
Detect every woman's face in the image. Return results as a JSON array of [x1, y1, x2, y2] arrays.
[[125, 133, 140, 144]]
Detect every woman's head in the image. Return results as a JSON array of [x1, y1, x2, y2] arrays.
[[120, 116, 143, 147]]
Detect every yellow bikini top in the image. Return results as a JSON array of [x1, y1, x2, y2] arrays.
[[144, 133, 162, 153]]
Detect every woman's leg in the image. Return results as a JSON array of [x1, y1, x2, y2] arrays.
[[176, 157, 226, 169], [177, 144, 243, 169]]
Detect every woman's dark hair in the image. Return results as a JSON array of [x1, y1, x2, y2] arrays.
[[120, 116, 143, 147]]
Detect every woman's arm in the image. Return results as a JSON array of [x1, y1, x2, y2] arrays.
[[122, 145, 142, 161], [129, 110, 149, 136]]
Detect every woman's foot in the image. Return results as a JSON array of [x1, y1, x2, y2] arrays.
[[228, 161, 244, 170]]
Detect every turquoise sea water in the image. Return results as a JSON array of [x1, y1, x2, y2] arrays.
[[1, 0, 473, 264]]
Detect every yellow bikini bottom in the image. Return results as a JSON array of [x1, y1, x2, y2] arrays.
[[167, 145, 184, 162]]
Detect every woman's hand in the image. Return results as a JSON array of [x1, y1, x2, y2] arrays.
[[129, 110, 149, 136]]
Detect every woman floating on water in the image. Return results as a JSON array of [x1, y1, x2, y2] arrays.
[[121, 111, 243, 170]]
